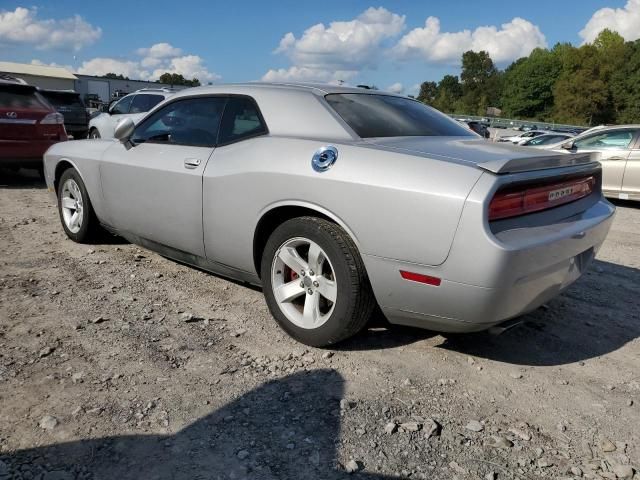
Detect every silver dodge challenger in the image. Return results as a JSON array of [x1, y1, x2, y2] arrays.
[[44, 83, 615, 346]]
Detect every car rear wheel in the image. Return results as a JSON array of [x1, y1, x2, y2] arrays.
[[88, 128, 100, 139], [261, 216, 375, 347], [57, 168, 99, 243]]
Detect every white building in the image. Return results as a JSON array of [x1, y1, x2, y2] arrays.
[[0, 61, 77, 90], [0, 61, 184, 102]]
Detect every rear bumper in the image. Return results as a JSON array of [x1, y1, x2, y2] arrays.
[[0, 139, 57, 166], [364, 191, 615, 333]]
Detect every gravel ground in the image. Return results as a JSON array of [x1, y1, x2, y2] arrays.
[[0, 168, 639, 480]]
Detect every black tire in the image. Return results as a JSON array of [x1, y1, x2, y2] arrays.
[[57, 168, 100, 243], [88, 128, 100, 139], [261, 216, 375, 347]]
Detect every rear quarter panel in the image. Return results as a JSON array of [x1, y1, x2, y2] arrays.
[[202, 136, 483, 274]]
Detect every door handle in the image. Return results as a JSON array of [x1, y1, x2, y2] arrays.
[[608, 156, 626, 161], [184, 158, 201, 169]]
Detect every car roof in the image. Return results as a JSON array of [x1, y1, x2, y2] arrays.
[[169, 82, 409, 99], [582, 124, 640, 130]]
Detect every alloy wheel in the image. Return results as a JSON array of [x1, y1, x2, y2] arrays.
[[60, 178, 84, 233], [270, 237, 337, 329]]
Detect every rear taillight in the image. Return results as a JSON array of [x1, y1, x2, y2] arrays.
[[489, 175, 595, 221], [40, 112, 64, 124]]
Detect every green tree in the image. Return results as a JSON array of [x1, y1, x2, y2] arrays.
[[417, 81, 437, 105], [459, 51, 501, 115], [432, 75, 462, 113], [553, 44, 610, 125], [102, 72, 129, 80], [501, 48, 562, 119], [593, 28, 625, 51], [158, 72, 201, 87], [610, 39, 640, 123]]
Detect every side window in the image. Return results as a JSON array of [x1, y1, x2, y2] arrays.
[[575, 130, 636, 149], [218, 97, 267, 144], [130, 94, 165, 114], [110, 95, 134, 115], [131, 96, 227, 147]]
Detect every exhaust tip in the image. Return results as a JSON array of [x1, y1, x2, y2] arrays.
[[488, 318, 525, 336]]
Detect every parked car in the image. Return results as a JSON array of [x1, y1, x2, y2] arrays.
[[520, 133, 573, 147], [0, 74, 67, 173], [44, 83, 614, 346], [497, 130, 550, 144], [466, 121, 490, 138], [543, 125, 640, 201], [38, 89, 89, 140], [88, 88, 176, 139]]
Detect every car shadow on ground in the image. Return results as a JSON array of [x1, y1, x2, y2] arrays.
[[610, 198, 640, 209], [0, 167, 45, 189], [436, 259, 640, 366], [1, 370, 398, 480]]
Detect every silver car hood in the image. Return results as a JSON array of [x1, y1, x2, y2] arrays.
[[362, 137, 599, 174]]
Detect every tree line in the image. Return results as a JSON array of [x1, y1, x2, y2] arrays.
[[100, 72, 201, 87], [416, 29, 638, 126]]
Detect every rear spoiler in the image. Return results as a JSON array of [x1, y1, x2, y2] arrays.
[[478, 152, 600, 174]]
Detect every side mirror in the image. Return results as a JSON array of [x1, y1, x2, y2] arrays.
[[561, 140, 575, 150], [114, 118, 135, 149]]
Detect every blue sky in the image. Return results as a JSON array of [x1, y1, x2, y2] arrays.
[[0, 0, 635, 94]]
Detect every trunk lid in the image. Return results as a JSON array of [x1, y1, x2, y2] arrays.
[[363, 136, 598, 174]]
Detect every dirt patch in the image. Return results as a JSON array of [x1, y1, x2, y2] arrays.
[[1, 169, 638, 479]]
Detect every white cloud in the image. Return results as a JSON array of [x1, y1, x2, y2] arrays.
[[263, 7, 405, 82], [77, 57, 150, 80], [262, 66, 357, 83], [0, 7, 101, 51], [76, 43, 220, 83], [30, 58, 74, 71], [394, 16, 546, 64], [385, 82, 404, 94], [580, 0, 640, 43], [152, 54, 221, 82], [408, 83, 421, 97], [136, 42, 183, 59]]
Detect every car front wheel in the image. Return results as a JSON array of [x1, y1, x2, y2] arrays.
[[88, 128, 100, 139], [57, 168, 99, 243], [261, 216, 375, 347]]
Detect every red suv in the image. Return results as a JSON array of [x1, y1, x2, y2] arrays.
[[0, 75, 67, 173]]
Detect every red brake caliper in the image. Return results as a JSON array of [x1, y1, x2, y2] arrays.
[[287, 268, 299, 283]]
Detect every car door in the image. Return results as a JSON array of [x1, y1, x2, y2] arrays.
[[100, 96, 227, 257], [621, 137, 640, 199], [202, 96, 269, 271], [572, 128, 638, 195]]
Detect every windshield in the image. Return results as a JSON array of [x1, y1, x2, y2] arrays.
[[325, 93, 474, 138]]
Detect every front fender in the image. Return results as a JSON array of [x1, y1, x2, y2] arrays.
[[43, 140, 113, 223]]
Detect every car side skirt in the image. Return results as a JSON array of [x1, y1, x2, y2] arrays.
[[100, 224, 262, 287]]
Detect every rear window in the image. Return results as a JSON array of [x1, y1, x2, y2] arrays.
[[0, 85, 50, 109], [40, 91, 83, 109], [325, 93, 473, 138]]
